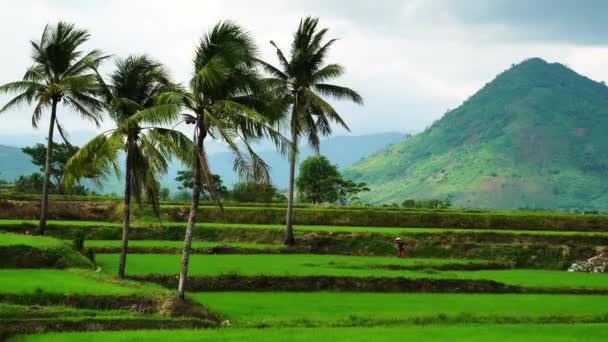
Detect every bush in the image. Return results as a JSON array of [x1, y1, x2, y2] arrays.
[[73, 231, 86, 252], [230, 182, 283, 203]]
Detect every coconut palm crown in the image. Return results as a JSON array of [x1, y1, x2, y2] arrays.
[[257, 17, 363, 245], [157, 21, 289, 299], [0, 21, 106, 235], [64, 55, 192, 278]]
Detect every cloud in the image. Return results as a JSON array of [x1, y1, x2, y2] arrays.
[[1, 0, 608, 142]]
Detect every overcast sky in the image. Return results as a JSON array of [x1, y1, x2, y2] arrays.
[[2, 0, 608, 144]]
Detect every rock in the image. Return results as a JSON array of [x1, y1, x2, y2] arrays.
[[568, 253, 608, 273]]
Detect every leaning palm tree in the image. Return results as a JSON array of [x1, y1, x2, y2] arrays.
[[0, 22, 106, 235], [65, 55, 191, 278], [258, 17, 363, 245], [158, 21, 288, 299]]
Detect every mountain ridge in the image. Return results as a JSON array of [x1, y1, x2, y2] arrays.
[[344, 58, 608, 210], [0, 132, 407, 193]]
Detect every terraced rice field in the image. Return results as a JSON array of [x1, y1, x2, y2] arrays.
[[2, 199, 608, 340]]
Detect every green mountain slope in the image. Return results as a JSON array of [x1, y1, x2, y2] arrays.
[[344, 58, 608, 210]]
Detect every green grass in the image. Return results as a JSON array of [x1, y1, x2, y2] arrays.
[[441, 269, 608, 289], [9, 324, 608, 341], [94, 254, 489, 277], [0, 232, 65, 248], [193, 292, 608, 323], [85, 240, 279, 249], [94, 253, 608, 289], [0, 303, 163, 320], [0, 269, 166, 295], [1, 219, 605, 236]]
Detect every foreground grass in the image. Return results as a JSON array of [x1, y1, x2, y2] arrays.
[[9, 324, 608, 341], [0, 269, 166, 295], [85, 240, 279, 249], [1, 219, 605, 236], [193, 292, 608, 324], [95, 254, 489, 276]]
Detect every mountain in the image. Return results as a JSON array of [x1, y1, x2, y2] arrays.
[[344, 58, 608, 210], [0, 132, 406, 192], [0, 145, 37, 181], [207, 132, 408, 189]]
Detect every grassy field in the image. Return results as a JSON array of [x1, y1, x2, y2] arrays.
[[0, 303, 166, 320], [2, 219, 607, 236], [85, 240, 280, 249], [193, 292, 608, 323], [9, 324, 608, 341], [0, 232, 65, 247], [94, 253, 492, 276], [2, 200, 608, 340], [93, 253, 608, 289], [0, 269, 165, 295]]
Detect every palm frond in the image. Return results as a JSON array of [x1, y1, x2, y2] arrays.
[[305, 88, 350, 131], [310, 64, 345, 84], [64, 132, 122, 188], [312, 83, 363, 105], [0, 92, 32, 114], [269, 41, 291, 74], [254, 58, 288, 80]]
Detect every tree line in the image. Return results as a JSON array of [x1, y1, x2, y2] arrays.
[[0, 18, 362, 299]]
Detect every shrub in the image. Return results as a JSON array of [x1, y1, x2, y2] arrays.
[[72, 231, 86, 252]]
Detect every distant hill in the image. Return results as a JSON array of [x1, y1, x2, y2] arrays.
[[344, 58, 608, 210], [0, 145, 37, 181], [0, 132, 406, 193], [207, 132, 408, 189]]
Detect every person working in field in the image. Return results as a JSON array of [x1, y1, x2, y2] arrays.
[[395, 237, 406, 258]]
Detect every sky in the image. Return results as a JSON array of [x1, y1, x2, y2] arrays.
[[2, 0, 608, 146]]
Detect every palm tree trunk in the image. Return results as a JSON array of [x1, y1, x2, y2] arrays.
[[37, 99, 58, 235], [178, 123, 205, 299], [284, 119, 298, 245], [118, 136, 134, 279]]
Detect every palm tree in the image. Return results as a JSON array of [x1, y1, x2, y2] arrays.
[[158, 21, 288, 299], [65, 55, 191, 278], [0, 22, 105, 235], [258, 17, 363, 245]]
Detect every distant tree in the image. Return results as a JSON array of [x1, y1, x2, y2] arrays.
[[173, 190, 191, 201], [22, 142, 79, 194], [0, 22, 106, 235], [231, 182, 282, 203], [13, 173, 45, 194], [401, 198, 452, 209], [296, 155, 341, 204], [259, 17, 363, 244], [296, 155, 369, 204], [335, 179, 370, 205], [160, 187, 171, 201], [175, 170, 227, 199]]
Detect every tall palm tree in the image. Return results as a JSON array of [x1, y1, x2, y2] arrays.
[[0, 22, 105, 235], [65, 55, 191, 278], [258, 17, 363, 245], [158, 21, 288, 299]]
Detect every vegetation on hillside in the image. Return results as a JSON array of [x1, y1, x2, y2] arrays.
[[345, 58, 608, 210]]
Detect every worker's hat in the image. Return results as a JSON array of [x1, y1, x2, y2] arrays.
[[395, 237, 401, 240]]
